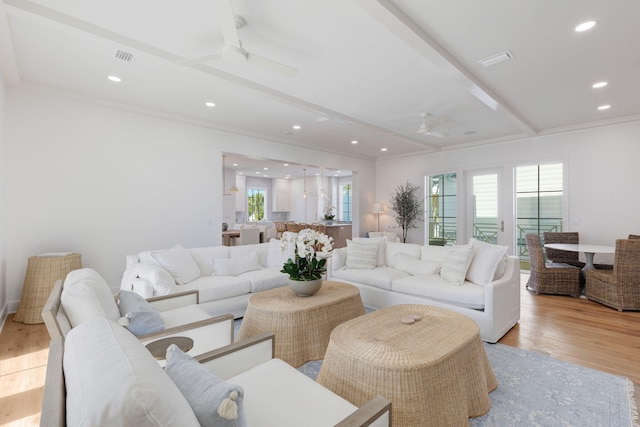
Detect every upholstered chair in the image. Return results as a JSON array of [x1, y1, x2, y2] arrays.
[[586, 239, 640, 311], [525, 234, 581, 297]]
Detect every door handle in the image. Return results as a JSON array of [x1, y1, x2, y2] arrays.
[[500, 220, 504, 232]]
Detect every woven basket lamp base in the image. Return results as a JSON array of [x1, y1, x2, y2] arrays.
[[14, 253, 82, 324]]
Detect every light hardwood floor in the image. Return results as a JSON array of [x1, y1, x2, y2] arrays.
[[1, 274, 639, 426]]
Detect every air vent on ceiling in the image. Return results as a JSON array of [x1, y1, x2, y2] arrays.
[[479, 50, 513, 67], [114, 50, 135, 63]]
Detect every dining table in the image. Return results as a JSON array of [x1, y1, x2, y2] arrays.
[[221, 230, 264, 246], [544, 243, 615, 277]]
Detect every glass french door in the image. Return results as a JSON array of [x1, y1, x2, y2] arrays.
[[465, 168, 508, 246]]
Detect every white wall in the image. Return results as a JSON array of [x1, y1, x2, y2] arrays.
[[0, 80, 7, 324], [4, 85, 375, 310], [376, 121, 640, 263]]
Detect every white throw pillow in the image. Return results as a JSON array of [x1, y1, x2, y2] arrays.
[[120, 262, 176, 297], [440, 244, 474, 285], [213, 252, 262, 276], [150, 245, 201, 285], [345, 240, 378, 269], [395, 253, 441, 276], [385, 241, 422, 268], [352, 237, 386, 266], [466, 238, 509, 285], [64, 318, 199, 427]]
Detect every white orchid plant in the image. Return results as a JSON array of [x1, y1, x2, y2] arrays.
[[280, 229, 334, 281], [323, 205, 336, 220]]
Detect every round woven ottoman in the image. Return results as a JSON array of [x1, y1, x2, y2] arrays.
[[316, 304, 497, 427]]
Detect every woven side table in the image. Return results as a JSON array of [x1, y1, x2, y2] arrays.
[[14, 252, 82, 324]]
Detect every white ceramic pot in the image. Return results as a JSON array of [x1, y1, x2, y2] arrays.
[[288, 278, 323, 297]]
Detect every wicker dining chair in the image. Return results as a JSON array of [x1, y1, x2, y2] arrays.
[[274, 221, 287, 239], [628, 234, 640, 240], [585, 239, 640, 311], [525, 234, 581, 297], [543, 232, 585, 268]]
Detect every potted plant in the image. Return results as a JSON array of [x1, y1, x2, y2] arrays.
[[322, 205, 336, 224], [389, 181, 422, 243], [280, 229, 334, 296]]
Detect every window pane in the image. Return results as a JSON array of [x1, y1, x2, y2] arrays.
[[247, 188, 265, 221], [427, 173, 457, 246], [442, 174, 457, 195], [539, 191, 562, 218], [539, 164, 563, 192], [516, 194, 539, 218]]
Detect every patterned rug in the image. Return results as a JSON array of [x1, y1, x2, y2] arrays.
[[234, 320, 639, 427]]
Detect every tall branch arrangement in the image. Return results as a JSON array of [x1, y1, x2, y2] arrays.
[[389, 181, 422, 243]]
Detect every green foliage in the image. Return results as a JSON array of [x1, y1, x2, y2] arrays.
[[281, 255, 327, 281], [390, 181, 423, 243]]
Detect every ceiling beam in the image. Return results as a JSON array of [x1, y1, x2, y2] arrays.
[[352, 0, 537, 136]]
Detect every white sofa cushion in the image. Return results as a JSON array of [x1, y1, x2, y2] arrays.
[[266, 238, 295, 268], [180, 276, 252, 303], [352, 237, 386, 266], [121, 262, 176, 297], [150, 245, 201, 285], [440, 244, 474, 285], [61, 268, 121, 327], [385, 241, 422, 268], [64, 318, 199, 427], [466, 238, 509, 285], [228, 358, 358, 427], [189, 247, 230, 276], [345, 240, 378, 269], [160, 305, 213, 328], [395, 253, 441, 276], [392, 275, 485, 309], [239, 267, 288, 292], [420, 245, 452, 263], [165, 345, 247, 427], [212, 252, 262, 276], [332, 266, 409, 291]]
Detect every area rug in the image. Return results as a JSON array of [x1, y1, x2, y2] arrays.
[[234, 320, 639, 427]]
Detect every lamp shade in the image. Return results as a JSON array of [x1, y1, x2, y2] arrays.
[[372, 203, 384, 214], [228, 185, 239, 192]]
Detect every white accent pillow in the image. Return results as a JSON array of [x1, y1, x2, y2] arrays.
[[395, 253, 441, 276], [352, 237, 386, 266], [466, 238, 509, 285], [64, 318, 199, 427], [212, 252, 262, 276], [150, 245, 201, 285], [345, 240, 378, 269], [385, 241, 422, 268], [440, 244, 474, 285], [120, 262, 176, 296], [266, 238, 293, 268]]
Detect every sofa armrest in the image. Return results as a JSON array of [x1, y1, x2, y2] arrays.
[[40, 336, 65, 427], [328, 247, 347, 279], [147, 290, 199, 311], [137, 314, 235, 362], [482, 255, 521, 340], [335, 395, 391, 427], [196, 332, 275, 379]]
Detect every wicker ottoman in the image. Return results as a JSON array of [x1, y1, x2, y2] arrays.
[[317, 304, 497, 427], [236, 281, 365, 367]]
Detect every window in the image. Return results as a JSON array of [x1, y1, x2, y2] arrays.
[[427, 173, 457, 246], [340, 184, 352, 221], [515, 163, 563, 267], [247, 188, 266, 221]]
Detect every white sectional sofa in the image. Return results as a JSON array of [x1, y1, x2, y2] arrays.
[[327, 238, 520, 343], [123, 240, 293, 318]]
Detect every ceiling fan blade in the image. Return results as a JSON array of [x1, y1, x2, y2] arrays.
[[428, 117, 447, 129], [427, 130, 446, 138], [246, 52, 298, 78], [176, 52, 222, 66], [214, 0, 241, 47]]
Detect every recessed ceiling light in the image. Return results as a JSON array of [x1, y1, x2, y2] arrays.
[[205, 102, 216, 107], [263, 167, 268, 170], [575, 21, 596, 32], [597, 105, 611, 110], [351, 140, 358, 144], [238, 172, 244, 175], [232, 163, 238, 166], [284, 163, 289, 166], [256, 171, 261, 174], [292, 125, 301, 130], [592, 81, 608, 89], [107, 75, 122, 82], [381, 148, 388, 152]]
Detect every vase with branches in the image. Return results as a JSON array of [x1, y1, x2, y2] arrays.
[[389, 181, 422, 243]]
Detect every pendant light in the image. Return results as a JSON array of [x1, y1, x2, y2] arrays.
[[222, 155, 238, 195], [302, 168, 307, 198], [320, 167, 325, 198]]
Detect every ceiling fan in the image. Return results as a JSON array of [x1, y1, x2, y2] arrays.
[[177, 0, 298, 78], [418, 113, 448, 138]]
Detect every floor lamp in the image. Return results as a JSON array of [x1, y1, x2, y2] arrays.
[[373, 203, 384, 232]]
